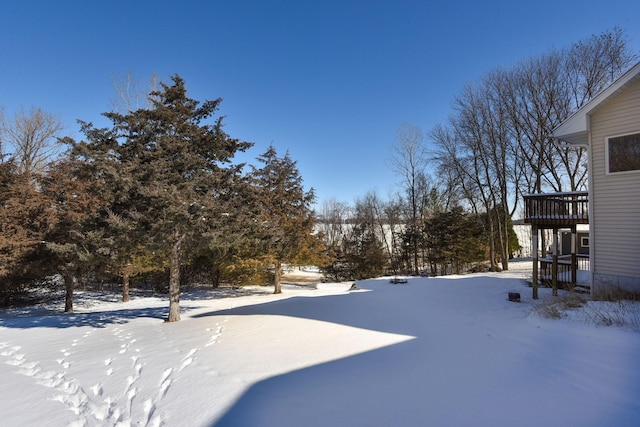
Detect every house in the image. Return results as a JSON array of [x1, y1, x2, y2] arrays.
[[551, 60, 640, 298], [560, 226, 589, 256], [511, 221, 589, 259]]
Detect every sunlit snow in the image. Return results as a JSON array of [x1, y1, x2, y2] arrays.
[[1, 261, 639, 426]]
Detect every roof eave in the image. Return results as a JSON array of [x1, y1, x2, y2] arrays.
[[555, 131, 589, 147], [552, 60, 640, 146]]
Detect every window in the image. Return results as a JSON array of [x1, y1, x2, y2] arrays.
[[581, 236, 589, 248], [607, 132, 640, 173]]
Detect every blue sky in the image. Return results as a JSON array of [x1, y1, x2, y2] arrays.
[[2, 1, 640, 207]]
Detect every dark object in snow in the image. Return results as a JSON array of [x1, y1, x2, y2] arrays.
[[390, 278, 408, 284], [508, 292, 521, 302], [349, 283, 360, 290]]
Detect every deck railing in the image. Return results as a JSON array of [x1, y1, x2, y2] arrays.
[[524, 191, 589, 226]]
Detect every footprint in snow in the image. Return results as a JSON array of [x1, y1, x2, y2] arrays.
[[158, 368, 173, 399], [19, 361, 41, 376], [179, 357, 193, 372], [143, 398, 157, 425], [5, 353, 25, 366], [1, 345, 23, 361], [36, 372, 64, 388], [90, 383, 103, 396], [178, 348, 198, 372], [205, 325, 223, 347]]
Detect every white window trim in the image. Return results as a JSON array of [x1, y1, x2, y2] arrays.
[[605, 131, 640, 175]]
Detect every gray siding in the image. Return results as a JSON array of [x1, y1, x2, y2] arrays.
[[589, 78, 640, 294]]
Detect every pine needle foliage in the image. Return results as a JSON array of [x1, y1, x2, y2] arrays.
[[67, 75, 251, 321], [250, 145, 316, 294]]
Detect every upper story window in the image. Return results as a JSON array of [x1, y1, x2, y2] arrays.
[[607, 132, 640, 173]]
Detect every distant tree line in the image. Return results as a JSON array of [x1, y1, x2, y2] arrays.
[[317, 27, 637, 278]]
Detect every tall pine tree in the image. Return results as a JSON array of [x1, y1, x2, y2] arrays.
[[250, 146, 316, 294], [69, 75, 251, 321]]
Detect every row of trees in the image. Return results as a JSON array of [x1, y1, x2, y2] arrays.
[[1, 28, 637, 319], [429, 27, 636, 273], [317, 28, 636, 278], [0, 76, 320, 321], [317, 193, 518, 281]]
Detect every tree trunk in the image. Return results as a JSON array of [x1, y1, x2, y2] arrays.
[[166, 230, 184, 322], [63, 273, 76, 313], [413, 233, 419, 277], [273, 259, 282, 294], [487, 218, 497, 272], [498, 212, 509, 271], [122, 270, 130, 303]]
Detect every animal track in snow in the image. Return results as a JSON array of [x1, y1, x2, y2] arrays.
[[0, 342, 91, 419], [2, 345, 24, 364], [5, 354, 25, 366], [158, 368, 173, 399], [90, 383, 103, 396], [18, 360, 41, 376], [36, 371, 65, 388], [1, 335, 160, 426], [205, 324, 224, 347], [178, 348, 198, 372], [143, 398, 157, 426]]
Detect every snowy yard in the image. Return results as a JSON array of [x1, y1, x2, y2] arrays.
[[1, 260, 639, 426]]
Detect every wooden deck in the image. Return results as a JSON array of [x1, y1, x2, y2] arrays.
[[523, 191, 588, 227], [539, 255, 590, 293], [524, 191, 590, 299]]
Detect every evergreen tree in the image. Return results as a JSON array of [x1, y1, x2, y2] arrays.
[[0, 159, 51, 303], [66, 120, 163, 303], [344, 223, 387, 280], [424, 207, 486, 275], [69, 75, 251, 321], [40, 158, 103, 312], [250, 146, 316, 294]]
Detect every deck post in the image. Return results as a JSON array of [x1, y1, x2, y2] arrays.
[[552, 228, 558, 296], [571, 224, 577, 288], [532, 225, 538, 299]]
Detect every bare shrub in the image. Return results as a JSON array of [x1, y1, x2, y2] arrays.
[[534, 292, 587, 319], [582, 300, 640, 331], [534, 287, 640, 331]]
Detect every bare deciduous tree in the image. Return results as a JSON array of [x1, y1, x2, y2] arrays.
[[317, 198, 350, 251], [431, 27, 637, 271], [390, 123, 431, 275], [0, 106, 63, 177], [110, 70, 160, 113]]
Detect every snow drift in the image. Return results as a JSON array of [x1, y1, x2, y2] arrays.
[[1, 261, 639, 426]]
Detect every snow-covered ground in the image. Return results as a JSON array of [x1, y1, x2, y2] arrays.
[[1, 260, 639, 426]]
